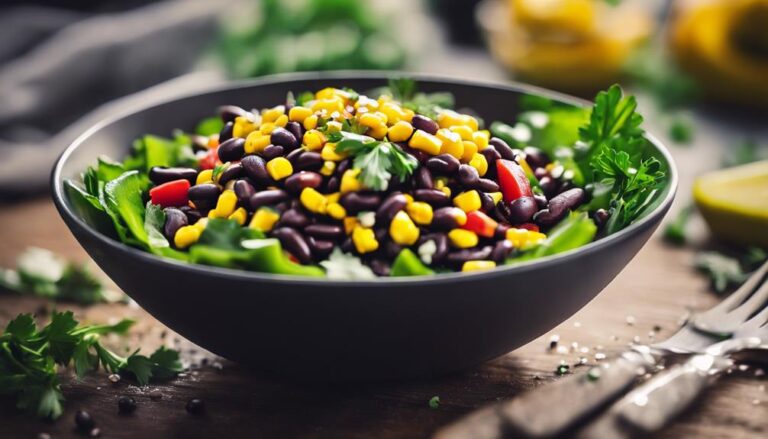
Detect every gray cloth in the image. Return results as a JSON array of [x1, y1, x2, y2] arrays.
[[0, 0, 228, 197]]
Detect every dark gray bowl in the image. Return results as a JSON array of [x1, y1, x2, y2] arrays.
[[51, 72, 677, 381]]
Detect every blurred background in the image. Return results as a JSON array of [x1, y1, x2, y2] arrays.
[[0, 0, 766, 250]]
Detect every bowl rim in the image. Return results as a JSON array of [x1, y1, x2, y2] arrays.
[[51, 70, 678, 287]]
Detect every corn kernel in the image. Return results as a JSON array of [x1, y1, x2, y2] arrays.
[[244, 131, 270, 154], [448, 229, 479, 248], [453, 190, 482, 212], [403, 193, 414, 205], [469, 153, 488, 176], [506, 228, 547, 250], [233, 116, 257, 138], [289, 106, 313, 122], [437, 129, 464, 159], [343, 217, 359, 235], [266, 157, 293, 181], [489, 192, 503, 205], [389, 211, 420, 246], [315, 87, 337, 100], [388, 121, 414, 142], [408, 130, 442, 155], [196, 169, 213, 185], [355, 95, 379, 112], [274, 114, 289, 128], [519, 157, 535, 178], [359, 112, 383, 129], [261, 106, 285, 123], [321, 143, 347, 161], [449, 125, 474, 141], [472, 130, 490, 149], [437, 109, 478, 130], [326, 192, 341, 204], [208, 190, 238, 219], [300, 187, 327, 214], [341, 169, 363, 193], [402, 108, 415, 122], [406, 201, 433, 225], [320, 160, 336, 176], [380, 102, 407, 124], [461, 141, 478, 162], [193, 218, 208, 232], [304, 114, 318, 130], [441, 186, 452, 197], [249, 207, 280, 232], [325, 120, 343, 133], [228, 207, 248, 226], [434, 177, 448, 191], [367, 123, 388, 140], [174, 225, 201, 249], [462, 260, 496, 272], [303, 129, 325, 151], [259, 122, 276, 135], [327, 203, 346, 220], [453, 208, 468, 226], [311, 97, 345, 115], [352, 226, 379, 254]]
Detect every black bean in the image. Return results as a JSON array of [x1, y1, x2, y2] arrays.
[[241, 155, 270, 184], [594, 208, 609, 227], [421, 233, 448, 264], [218, 163, 243, 185], [432, 207, 465, 230], [369, 259, 391, 277], [491, 200, 511, 223], [480, 192, 496, 212], [384, 240, 403, 259], [507, 196, 538, 223], [163, 208, 187, 242], [426, 154, 460, 174], [374, 227, 389, 243], [539, 176, 557, 197], [285, 171, 323, 194], [534, 194, 548, 209], [249, 189, 289, 210], [188, 184, 220, 211], [401, 144, 430, 163], [149, 167, 198, 185], [480, 146, 501, 166], [411, 115, 439, 135], [233, 179, 256, 205], [217, 137, 246, 162], [179, 206, 202, 225], [191, 135, 209, 153], [340, 237, 354, 253], [218, 105, 248, 123], [489, 137, 515, 160], [185, 398, 205, 415], [75, 410, 95, 432], [534, 167, 548, 179], [376, 193, 408, 225], [491, 240, 514, 263], [494, 224, 510, 240], [326, 175, 340, 193], [279, 208, 310, 228], [295, 151, 323, 170], [219, 121, 233, 143], [523, 146, 550, 169], [261, 144, 284, 161], [340, 192, 381, 214], [285, 147, 304, 164], [534, 188, 585, 226], [336, 158, 352, 176], [446, 246, 493, 264], [413, 188, 450, 206], [118, 396, 137, 414], [286, 121, 304, 142], [307, 237, 334, 258], [270, 127, 299, 150], [458, 164, 480, 188], [272, 227, 312, 264], [415, 166, 433, 189], [476, 178, 500, 193], [304, 224, 344, 240]]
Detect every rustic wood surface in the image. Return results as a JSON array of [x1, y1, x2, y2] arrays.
[[0, 198, 765, 438]]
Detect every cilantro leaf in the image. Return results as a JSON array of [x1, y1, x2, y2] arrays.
[[335, 135, 418, 191], [695, 252, 748, 294], [148, 346, 183, 380]]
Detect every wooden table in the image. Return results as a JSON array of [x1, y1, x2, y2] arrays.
[[0, 198, 765, 438]]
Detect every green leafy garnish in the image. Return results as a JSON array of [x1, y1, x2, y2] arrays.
[[195, 117, 225, 137], [694, 252, 748, 294], [0, 311, 182, 419], [429, 395, 440, 409], [332, 132, 418, 191], [380, 78, 454, 120], [663, 205, 694, 246]]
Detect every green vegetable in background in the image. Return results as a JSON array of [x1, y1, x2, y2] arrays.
[[0, 311, 182, 419], [663, 205, 693, 246], [391, 249, 434, 277]]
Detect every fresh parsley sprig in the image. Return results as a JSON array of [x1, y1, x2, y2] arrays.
[[0, 311, 182, 419], [331, 131, 418, 191]]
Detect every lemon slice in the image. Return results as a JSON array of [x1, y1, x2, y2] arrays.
[[693, 160, 768, 247]]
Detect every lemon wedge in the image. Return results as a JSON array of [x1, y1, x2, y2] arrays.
[[693, 160, 768, 247]]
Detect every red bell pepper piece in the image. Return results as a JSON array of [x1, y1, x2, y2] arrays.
[[199, 147, 220, 170], [518, 223, 540, 232], [149, 179, 190, 207], [463, 211, 498, 238], [497, 159, 532, 202]]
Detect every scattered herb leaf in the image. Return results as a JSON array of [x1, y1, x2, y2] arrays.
[[663, 205, 694, 246], [429, 395, 440, 409], [694, 251, 748, 294]]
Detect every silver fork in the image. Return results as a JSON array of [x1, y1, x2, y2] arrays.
[[435, 261, 768, 439], [577, 302, 768, 439]]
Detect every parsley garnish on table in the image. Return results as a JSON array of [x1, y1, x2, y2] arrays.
[[0, 311, 182, 419], [331, 131, 418, 191]]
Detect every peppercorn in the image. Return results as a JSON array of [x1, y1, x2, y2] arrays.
[[118, 396, 137, 414], [186, 398, 205, 415]]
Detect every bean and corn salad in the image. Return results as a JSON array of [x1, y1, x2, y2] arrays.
[[65, 80, 668, 279]]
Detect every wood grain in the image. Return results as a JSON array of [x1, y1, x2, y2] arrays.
[[0, 198, 765, 439]]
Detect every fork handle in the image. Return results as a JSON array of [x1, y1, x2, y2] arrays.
[[499, 352, 652, 438], [576, 355, 729, 439]]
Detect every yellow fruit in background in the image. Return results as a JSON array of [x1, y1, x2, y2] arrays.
[[693, 161, 768, 247], [512, 0, 596, 38], [671, 0, 768, 106]]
